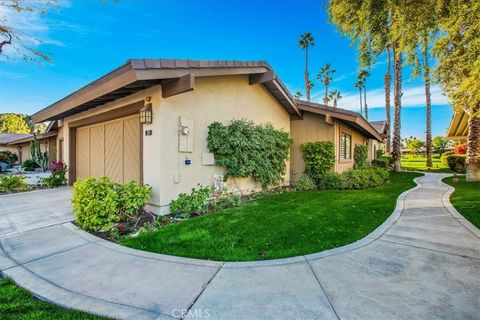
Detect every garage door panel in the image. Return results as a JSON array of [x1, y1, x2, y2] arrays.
[[123, 118, 141, 183], [76, 127, 90, 180], [89, 125, 105, 178], [105, 121, 123, 183]]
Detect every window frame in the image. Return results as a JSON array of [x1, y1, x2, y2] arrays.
[[339, 131, 352, 161]]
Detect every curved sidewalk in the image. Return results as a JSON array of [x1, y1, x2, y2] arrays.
[[1, 173, 479, 319]]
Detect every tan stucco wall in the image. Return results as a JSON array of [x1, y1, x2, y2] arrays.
[[290, 112, 335, 182], [61, 75, 291, 213], [154, 75, 291, 211]]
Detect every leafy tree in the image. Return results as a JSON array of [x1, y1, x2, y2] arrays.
[[317, 63, 336, 105], [0, 0, 58, 64], [0, 113, 31, 133], [393, 0, 438, 168], [298, 32, 315, 102], [328, 89, 342, 107], [433, 0, 480, 181], [432, 136, 449, 156], [328, 0, 403, 172], [403, 137, 425, 155]]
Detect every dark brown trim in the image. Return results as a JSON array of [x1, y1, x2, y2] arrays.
[[249, 71, 275, 85], [161, 73, 195, 98], [68, 127, 76, 185], [7, 131, 58, 146], [68, 101, 145, 128]]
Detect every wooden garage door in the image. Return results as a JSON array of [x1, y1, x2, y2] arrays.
[[76, 116, 141, 183]]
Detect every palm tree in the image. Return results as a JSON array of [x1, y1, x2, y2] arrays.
[[422, 35, 433, 168], [392, 43, 403, 172], [298, 32, 314, 102], [358, 69, 370, 119], [384, 46, 392, 153], [328, 90, 342, 107], [317, 63, 336, 105], [354, 79, 363, 115], [293, 91, 303, 100]]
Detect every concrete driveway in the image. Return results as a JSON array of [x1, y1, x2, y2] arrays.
[[0, 187, 73, 237], [0, 173, 479, 320]]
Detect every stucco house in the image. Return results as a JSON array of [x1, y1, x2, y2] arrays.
[[0, 130, 57, 167], [30, 59, 383, 213]]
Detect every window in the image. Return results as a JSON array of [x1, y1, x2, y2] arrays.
[[340, 132, 352, 160]]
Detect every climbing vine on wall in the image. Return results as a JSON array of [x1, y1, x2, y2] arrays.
[[207, 120, 292, 188]]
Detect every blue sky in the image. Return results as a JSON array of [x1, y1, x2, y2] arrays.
[[0, 0, 452, 139]]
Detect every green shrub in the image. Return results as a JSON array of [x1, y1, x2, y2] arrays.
[[371, 157, 390, 168], [22, 159, 39, 171], [117, 181, 152, 220], [0, 151, 18, 166], [376, 149, 384, 159], [209, 188, 241, 211], [207, 120, 292, 188], [300, 141, 335, 184], [0, 175, 29, 192], [41, 161, 67, 188], [72, 176, 151, 231], [317, 167, 388, 190], [446, 155, 466, 173], [317, 171, 346, 190], [343, 167, 389, 189], [441, 151, 455, 166], [170, 184, 213, 219], [354, 144, 369, 169], [295, 175, 317, 191]]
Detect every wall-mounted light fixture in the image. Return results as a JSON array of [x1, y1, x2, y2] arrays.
[[140, 97, 153, 124]]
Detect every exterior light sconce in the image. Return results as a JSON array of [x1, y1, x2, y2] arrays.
[[140, 99, 153, 124]]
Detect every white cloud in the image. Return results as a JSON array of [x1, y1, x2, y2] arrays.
[[333, 84, 449, 111]]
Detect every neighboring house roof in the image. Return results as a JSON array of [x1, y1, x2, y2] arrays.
[[6, 131, 58, 146], [0, 133, 31, 146], [446, 109, 468, 139], [295, 100, 384, 141], [369, 120, 388, 135], [31, 59, 301, 123]]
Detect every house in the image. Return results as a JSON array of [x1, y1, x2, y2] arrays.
[[290, 101, 383, 181], [446, 110, 468, 143], [0, 133, 31, 158], [369, 120, 388, 157], [30, 59, 383, 213]]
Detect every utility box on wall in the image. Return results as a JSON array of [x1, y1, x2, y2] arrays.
[[178, 117, 193, 153]]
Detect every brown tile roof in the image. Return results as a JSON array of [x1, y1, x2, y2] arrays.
[[0, 133, 31, 145], [31, 59, 300, 123], [369, 120, 387, 135]]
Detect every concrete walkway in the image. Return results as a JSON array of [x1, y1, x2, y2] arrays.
[[0, 173, 479, 319]]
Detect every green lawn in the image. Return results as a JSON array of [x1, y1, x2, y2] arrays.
[[122, 171, 423, 261], [0, 277, 109, 320], [443, 176, 480, 228], [401, 154, 451, 172]]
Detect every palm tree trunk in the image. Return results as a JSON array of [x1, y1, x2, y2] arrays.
[[305, 47, 310, 101], [359, 87, 363, 115], [385, 46, 392, 153], [363, 82, 368, 120], [392, 43, 402, 172], [423, 40, 433, 168], [323, 84, 329, 105], [466, 104, 480, 181], [334, 99, 337, 108]]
